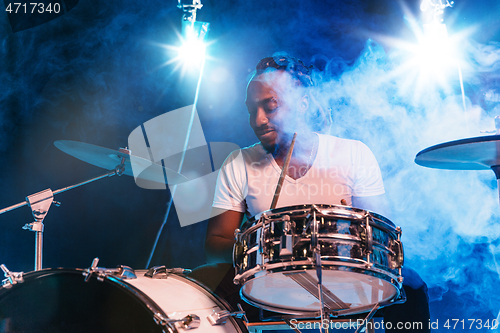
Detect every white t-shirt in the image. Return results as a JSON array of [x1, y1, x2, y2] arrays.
[[213, 133, 385, 218]]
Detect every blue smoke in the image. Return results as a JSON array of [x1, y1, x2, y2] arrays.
[[1, 0, 500, 330], [309, 38, 500, 328]]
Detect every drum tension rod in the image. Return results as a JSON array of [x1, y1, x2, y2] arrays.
[[154, 313, 201, 330], [82, 258, 137, 282], [145, 265, 192, 278], [0, 264, 24, 288], [207, 304, 248, 326]]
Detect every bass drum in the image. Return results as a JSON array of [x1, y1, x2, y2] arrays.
[[0, 266, 247, 333]]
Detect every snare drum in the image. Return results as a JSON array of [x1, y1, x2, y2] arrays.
[[0, 266, 247, 333], [233, 204, 404, 316]]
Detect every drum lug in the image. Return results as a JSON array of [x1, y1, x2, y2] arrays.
[[207, 304, 247, 326], [233, 229, 246, 269], [259, 215, 272, 257], [395, 227, 404, 268], [82, 258, 138, 281], [0, 264, 24, 288], [179, 314, 201, 329], [365, 215, 373, 266], [116, 265, 137, 279], [145, 265, 192, 279], [279, 215, 295, 257]]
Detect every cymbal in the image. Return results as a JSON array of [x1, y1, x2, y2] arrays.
[[54, 140, 188, 185], [415, 135, 500, 171]]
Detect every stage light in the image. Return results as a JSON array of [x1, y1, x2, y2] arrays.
[[415, 22, 457, 80], [176, 0, 210, 70], [177, 20, 209, 68], [154, 0, 210, 76], [378, 0, 468, 99]]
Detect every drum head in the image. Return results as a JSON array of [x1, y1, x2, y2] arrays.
[[241, 269, 399, 315], [0, 268, 167, 333]]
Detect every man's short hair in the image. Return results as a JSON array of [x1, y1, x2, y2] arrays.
[[255, 55, 313, 87]]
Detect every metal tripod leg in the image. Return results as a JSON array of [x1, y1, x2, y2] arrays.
[[354, 303, 380, 333]]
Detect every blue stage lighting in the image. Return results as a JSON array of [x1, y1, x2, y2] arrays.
[[178, 20, 210, 67]]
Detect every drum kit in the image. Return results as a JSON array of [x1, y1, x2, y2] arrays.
[[0, 127, 498, 332]]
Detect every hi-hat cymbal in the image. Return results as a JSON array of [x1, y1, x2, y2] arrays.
[[415, 135, 500, 171], [54, 140, 188, 185]]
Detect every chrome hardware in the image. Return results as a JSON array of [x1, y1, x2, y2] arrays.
[[179, 314, 201, 329], [207, 304, 247, 326], [83, 257, 137, 282], [83, 257, 100, 282], [145, 265, 191, 279], [395, 227, 404, 267], [233, 229, 245, 268], [364, 215, 373, 268], [23, 188, 56, 271], [279, 215, 294, 256], [155, 312, 200, 330], [395, 226, 404, 285], [234, 264, 261, 285], [0, 264, 24, 288]]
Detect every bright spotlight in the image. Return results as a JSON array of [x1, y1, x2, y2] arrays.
[[414, 0, 458, 78], [178, 20, 209, 67], [177, 39, 206, 66], [416, 22, 456, 77], [154, 1, 210, 77]]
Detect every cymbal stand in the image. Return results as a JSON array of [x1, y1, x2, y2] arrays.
[[0, 148, 129, 271]]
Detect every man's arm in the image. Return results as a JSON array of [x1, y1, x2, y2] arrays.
[[352, 194, 391, 219], [204, 208, 244, 264]]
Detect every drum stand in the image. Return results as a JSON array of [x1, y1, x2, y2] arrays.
[[311, 207, 379, 333], [0, 149, 129, 271]]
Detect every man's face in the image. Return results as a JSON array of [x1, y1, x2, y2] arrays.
[[245, 71, 302, 153]]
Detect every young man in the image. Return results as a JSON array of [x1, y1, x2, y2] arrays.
[[199, 55, 430, 332]]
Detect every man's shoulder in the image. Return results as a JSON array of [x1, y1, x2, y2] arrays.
[[222, 142, 266, 167], [240, 142, 267, 159]]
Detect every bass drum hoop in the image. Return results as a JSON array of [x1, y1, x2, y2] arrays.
[[0, 268, 248, 333], [131, 269, 248, 333], [0, 268, 176, 332]]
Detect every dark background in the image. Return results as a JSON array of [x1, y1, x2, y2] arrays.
[[1, 0, 500, 330]]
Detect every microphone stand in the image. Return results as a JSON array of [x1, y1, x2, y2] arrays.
[[0, 148, 130, 271]]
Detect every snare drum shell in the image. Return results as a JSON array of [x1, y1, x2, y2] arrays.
[[234, 204, 403, 315], [237, 205, 401, 278]]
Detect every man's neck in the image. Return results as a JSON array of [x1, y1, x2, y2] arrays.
[[273, 132, 318, 179]]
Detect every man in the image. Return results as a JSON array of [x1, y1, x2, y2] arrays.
[[199, 55, 429, 332]]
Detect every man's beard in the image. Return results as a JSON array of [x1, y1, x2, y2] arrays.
[[263, 132, 294, 156]]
